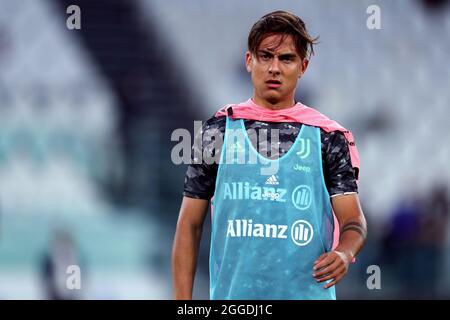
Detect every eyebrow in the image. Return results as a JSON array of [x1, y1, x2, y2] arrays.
[[258, 50, 297, 59]]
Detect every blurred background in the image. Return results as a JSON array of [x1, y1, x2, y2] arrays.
[[0, 0, 449, 299]]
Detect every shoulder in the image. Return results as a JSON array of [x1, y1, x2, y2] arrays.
[[203, 114, 226, 131], [320, 129, 347, 146], [319, 128, 350, 158], [199, 114, 227, 143]]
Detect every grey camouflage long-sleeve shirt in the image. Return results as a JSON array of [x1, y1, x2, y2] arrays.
[[183, 115, 358, 200]]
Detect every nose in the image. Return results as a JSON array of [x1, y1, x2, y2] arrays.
[[268, 57, 280, 75]]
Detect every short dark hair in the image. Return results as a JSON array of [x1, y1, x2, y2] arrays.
[[248, 10, 318, 60]]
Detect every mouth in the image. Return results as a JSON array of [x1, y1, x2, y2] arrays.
[[266, 79, 282, 89]]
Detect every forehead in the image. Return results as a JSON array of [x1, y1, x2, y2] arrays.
[[258, 34, 298, 54]]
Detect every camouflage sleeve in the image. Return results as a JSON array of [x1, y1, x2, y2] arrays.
[[183, 115, 226, 200], [321, 129, 359, 196]]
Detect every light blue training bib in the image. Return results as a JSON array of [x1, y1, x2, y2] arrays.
[[210, 117, 335, 300]]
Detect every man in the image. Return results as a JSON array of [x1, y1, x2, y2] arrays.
[[172, 10, 367, 300]]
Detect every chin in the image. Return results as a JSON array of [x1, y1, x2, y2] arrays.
[[266, 97, 280, 105], [263, 93, 281, 105]]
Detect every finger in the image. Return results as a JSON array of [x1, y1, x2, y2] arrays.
[[324, 273, 345, 289], [313, 258, 340, 278], [314, 253, 329, 265], [313, 260, 339, 278], [316, 265, 346, 283], [313, 258, 337, 277], [316, 273, 335, 283], [313, 254, 336, 272]]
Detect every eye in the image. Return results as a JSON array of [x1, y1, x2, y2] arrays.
[[259, 52, 271, 61], [280, 56, 293, 63]]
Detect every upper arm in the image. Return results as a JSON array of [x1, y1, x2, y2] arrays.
[[183, 116, 225, 200], [321, 130, 358, 196], [178, 196, 210, 228], [331, 193, 366, 228]]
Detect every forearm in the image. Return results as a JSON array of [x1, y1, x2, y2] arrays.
[[172, 221, 203, 299], [335, 219, 367, 260]]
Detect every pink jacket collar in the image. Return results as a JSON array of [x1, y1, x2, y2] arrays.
[[215, 98, 360, 180]]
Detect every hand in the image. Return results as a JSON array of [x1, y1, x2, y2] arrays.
[[312, 250, 351, 289]]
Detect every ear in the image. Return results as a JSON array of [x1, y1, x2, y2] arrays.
[[245, 51, 252, 73], [299, 58, 309, 77]]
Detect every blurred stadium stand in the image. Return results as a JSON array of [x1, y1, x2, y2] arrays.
[[0, 0, 449, 299]]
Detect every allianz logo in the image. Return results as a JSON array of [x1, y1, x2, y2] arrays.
[[223, 182, 287, 202], [227, 219, 314, 246]]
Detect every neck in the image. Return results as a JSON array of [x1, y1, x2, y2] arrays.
[[252, 95, 296, 111]]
